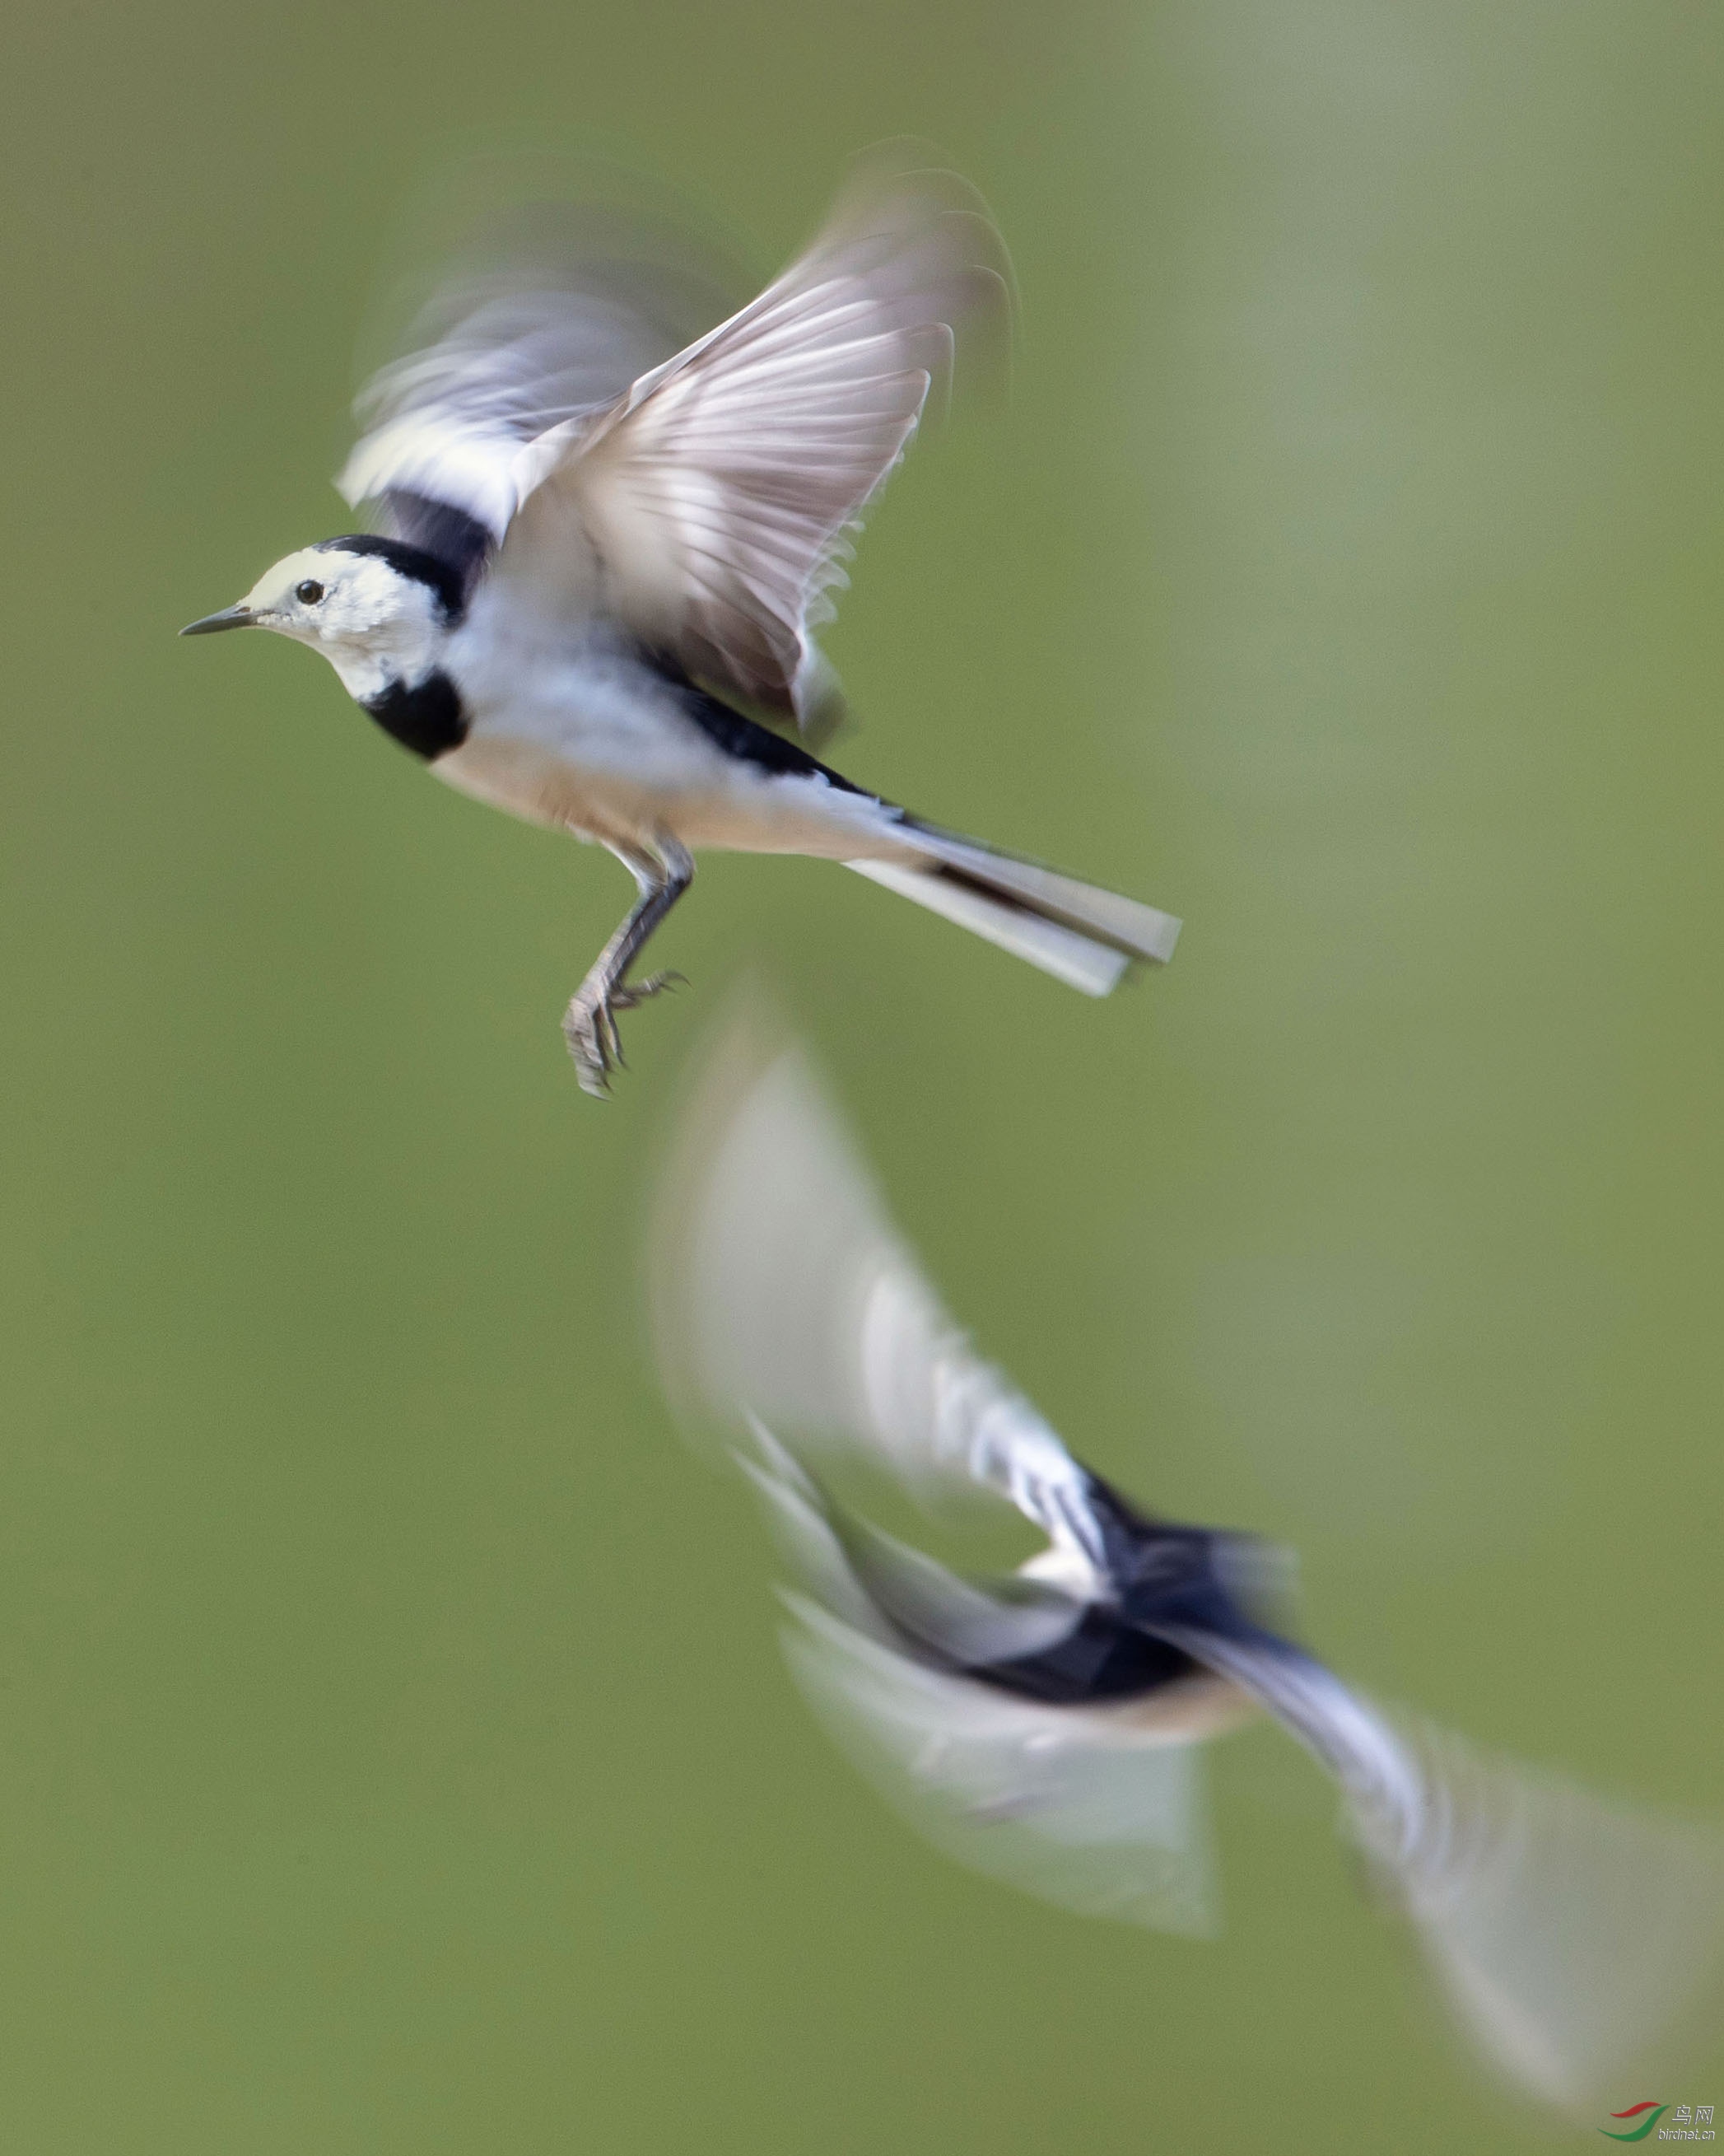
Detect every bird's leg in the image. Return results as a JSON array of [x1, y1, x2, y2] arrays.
[[562, 838, 693, 1096]]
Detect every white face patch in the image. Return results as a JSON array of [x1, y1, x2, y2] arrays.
[[237, 545, 449, 703]]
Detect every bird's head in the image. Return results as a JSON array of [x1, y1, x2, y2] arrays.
[[180, 536, 465, 703]]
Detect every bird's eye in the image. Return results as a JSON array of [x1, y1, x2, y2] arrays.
[[295, 579, 325, 605]]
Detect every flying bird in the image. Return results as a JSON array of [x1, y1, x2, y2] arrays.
[[651, 1014, 1724, 2117], [182, 152, 1179, 1094]]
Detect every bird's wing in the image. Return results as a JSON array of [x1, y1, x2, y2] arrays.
[[733, 1412, 1223, 1937], [782, 1593, 1220, 1937], [741, 1421, 1090, 1673], [650, 1012, 1105, 1586], [1157, 1626, 1724, 2116], [338, 186, 747, 580], [503, 150, 1013, 733]]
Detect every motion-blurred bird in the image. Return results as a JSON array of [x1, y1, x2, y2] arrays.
[[181, 152, 1179, 1094], [651, 1014, 1724, 2118]]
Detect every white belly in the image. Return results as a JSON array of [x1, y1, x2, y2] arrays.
[[432, 720, 909, 863], [433, 625, 918, 861]]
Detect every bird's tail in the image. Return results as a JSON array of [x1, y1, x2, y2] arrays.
[[846, 820, 1180, 996]]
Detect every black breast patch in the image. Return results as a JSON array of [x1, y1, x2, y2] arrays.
[[361, 670, 468, 761]]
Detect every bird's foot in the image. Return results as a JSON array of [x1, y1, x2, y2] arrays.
[[562, 984, 626, 1097], [560, 972, 687, 1096], [608, 969, 686, 1012]]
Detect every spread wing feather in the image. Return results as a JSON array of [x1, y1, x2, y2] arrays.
[[650, 1015, 1104, 1583], [1157, 1624, 1724, 2116], [341, 153, 1010, 731], [737, 1432, 1220, 1936], [510, 154, 1013, 730], [338, 188, 754, 575], [783, 1594, 1221, 1936]]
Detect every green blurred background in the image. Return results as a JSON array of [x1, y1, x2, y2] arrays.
[[2, 0, 1722, 2147]]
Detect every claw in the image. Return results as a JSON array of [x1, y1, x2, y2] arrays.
[[566, 1041, 612, 1098], [599, 994, 627, 1069], [610, 968, 687, 1011], [561, 964, 691, 1095], [562, 995, 618, 1098]]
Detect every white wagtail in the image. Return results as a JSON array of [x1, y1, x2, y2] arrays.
[[651, 1013, 1724, 2117], [182, 152, 1180, 1094]]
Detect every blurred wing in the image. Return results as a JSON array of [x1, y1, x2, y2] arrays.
[[1161, 1626, 1724, 2116], [785, 1594, 1219, 1937], [338, 190, 745, 572], [1396, 1743, 1724, 2119], [510, 151, 1013, 730], [741, 1421, 1089, 1672], [651, 1010, 1103, 1581]]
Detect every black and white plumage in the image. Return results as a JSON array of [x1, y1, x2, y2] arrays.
[[651, 1015, 1724, 2116], [181, 152, 1180, 1094]]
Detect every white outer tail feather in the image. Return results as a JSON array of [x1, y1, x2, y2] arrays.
[[846, 831, 1181, 996]]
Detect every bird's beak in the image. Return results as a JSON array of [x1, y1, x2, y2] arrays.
[[179, 604, 257, 637]]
